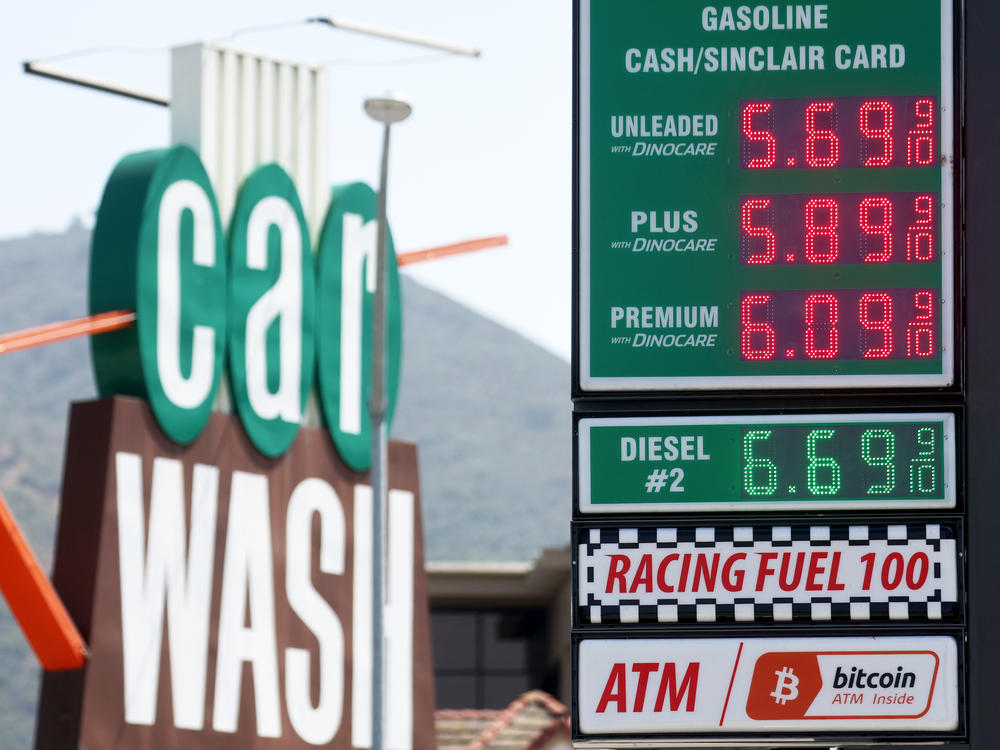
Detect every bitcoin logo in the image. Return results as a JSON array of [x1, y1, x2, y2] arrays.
[[770, 666, 800, 705]]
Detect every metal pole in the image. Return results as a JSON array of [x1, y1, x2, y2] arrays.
[[22, 61, 170, 107], [308, 16, 481, 57], [369, 121, 392, 750]]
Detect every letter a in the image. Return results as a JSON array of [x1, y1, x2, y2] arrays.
[[213, 472, 282, 737], [596, 663, 628, 713]]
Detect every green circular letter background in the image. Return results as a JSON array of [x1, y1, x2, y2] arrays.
[[89, 145, 226, 444], [316, 182, 402, 470], [227, 164, 316, 458]]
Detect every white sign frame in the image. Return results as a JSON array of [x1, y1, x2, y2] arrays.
[[575, 635, 960, 743], [577, 0, 956, 391], [578, 412, 957, 513], [578, 523, 959, 624]]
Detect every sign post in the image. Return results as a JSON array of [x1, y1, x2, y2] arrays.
[[571, 0, 971, 746]]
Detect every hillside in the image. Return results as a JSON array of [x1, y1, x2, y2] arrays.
[[0, 226, 570, 747], [392, 277, 571, 562]]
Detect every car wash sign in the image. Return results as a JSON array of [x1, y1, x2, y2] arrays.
[[88, 144, 400, 467], [34, 144, 432, 749], [37, 399, 435, 749]]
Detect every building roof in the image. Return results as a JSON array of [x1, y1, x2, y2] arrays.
[[436, 690, 570, 750], [427, 547, 571, 605]]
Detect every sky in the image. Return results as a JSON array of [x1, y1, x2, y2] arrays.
[[0, 0, 572, 360]]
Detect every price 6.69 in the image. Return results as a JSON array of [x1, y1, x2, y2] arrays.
[[742, 425, 940, 500]]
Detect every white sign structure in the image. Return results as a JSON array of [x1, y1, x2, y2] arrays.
[[169, 42, 330, 420], [171, 43, 329, 235], [578, 523, 958, 624], [576, 636, 960, 740]]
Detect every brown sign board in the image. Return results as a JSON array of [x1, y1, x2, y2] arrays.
[[34, 396, 435, 749]]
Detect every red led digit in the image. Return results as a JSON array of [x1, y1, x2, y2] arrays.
[[741, 96, 937, 169], [805, 101, 840, 168], [906, 98, 936, 166], [742, 103, 777, 169], [859, 196, 894, 262], [742, 289, 938, 361], [907, 324, 936, 357], [804, 198, 840, 263], [859, 292, 894, 358], [740, 294, 777, 360], [914, 99, 935, 131], [860, 100, 895, 167], [906, 194, 936, 261], [740, 192, 936, 265], [804, 293, 840, 359], [740, 198, 777, 264], [912, 291, 934, 320], [906, 291, 936, 357]]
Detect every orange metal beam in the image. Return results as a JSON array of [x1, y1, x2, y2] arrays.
[[0, 310, 135, 355], [0, 490, 86, 670], [397, 234, 508, 267], [0, 235, 506, 356]]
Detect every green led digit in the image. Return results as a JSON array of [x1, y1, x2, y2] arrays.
[[915, 425, 936, 456], [743, 429, 778, 496], [861, 428, 896, 494], [806, 428, 841, 495], [909, 426, 938, 494]]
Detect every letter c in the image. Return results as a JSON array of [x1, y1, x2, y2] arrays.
[[625, 48, 641, 73]]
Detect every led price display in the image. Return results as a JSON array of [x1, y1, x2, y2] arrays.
[[740, 288, 937, 361], [578, 0, 954, 390], [578, 413, 956, 513], [740, 96, 937, 169], [740, 193, 937, 265], [740, 421, 944, 500]]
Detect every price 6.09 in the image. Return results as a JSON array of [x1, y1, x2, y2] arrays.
[[740, 289, 937, 362]]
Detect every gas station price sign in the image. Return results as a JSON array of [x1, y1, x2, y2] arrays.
[[578, 413, 956, 513], [577, 0, 955, 390]]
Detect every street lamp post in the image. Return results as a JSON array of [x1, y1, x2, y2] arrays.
[[363, 94, 412, 750]]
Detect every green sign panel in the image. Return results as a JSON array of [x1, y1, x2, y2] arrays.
[[89, 146, 402, 465], [90, 145, 227, 445], [578, 413, 956, 512], [226, 163, 316, 458], [578, 0, 955, 390], [316, 182, 402, 471]]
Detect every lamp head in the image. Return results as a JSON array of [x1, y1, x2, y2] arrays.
[[364, 95, 412, 124]]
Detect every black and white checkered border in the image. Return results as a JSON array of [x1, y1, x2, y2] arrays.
[[582, 523, 950, 555], [580, 595, 955, 625], [578, 523, 956, 625]]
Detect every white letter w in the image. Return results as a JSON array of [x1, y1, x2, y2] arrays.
[[116, 452, 218, 729]]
